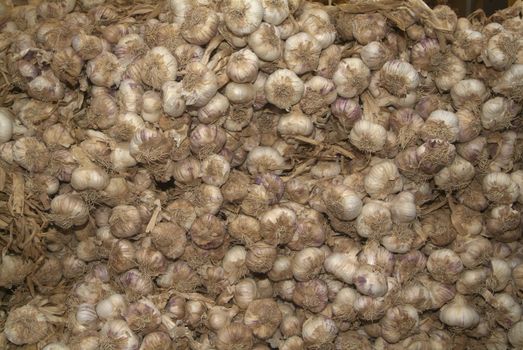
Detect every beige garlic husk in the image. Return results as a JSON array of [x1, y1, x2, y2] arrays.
[[215, 322, 254, 350], [244, 298, 282, 339], [119, 269, 153, 298], [487, 258, 513, 292], [222, 0, 264, 36], [483, 291, 522, 329], [492, 64, 523, 103], [140, 332, 171, 350], [4, 302, 59, 346], [156, 261, 200, 292], [490, 131, 517, 172], [227, 214, 262, 245], [428, 52, 467, 92], [99, 319, 140, 350], [456, 267, 490, 295], [427, 249, 464, 284], [352, 264, 388, 297], [189, 213, 225, 249], [108, 239, 136, 273], [188, 183, 223, 216], [114, 34, 147, 66], [419, 209, 456, 247], [299, 8, 335, 49], [309, 161, 340, 179], [360, 41, 391, 70], [182, 61, 218, 107], [161, 81, 185, 118], [200, 154, 231, 186], [128, 128, 171, 164], [13, 136, 50, 173], [333, 58, 371, 98], [50, 194, 90, 229], [264, 69, 304, 110], [482, 172, 519, 204], [108, 205, 142, 239], [452, 29, 484, 61], [481, 96, 521, 131], [86, 52, 123, 88], [454, 236, 493, 268], [439, 294, 480, 329], [206, 305, 239, 331], [139, 47, 178, 90], [123, 298, 161, 333], [349, 119, 387, 153], [248, 23, 282, 62], [42, 123, 75, 149]]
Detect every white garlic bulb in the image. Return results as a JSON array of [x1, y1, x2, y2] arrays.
[[439, 295, 480, 329], [222, 0, 264, 36], [283, 32, 322, 75], [0, 108, 13, 144], [349, 119, 387, 153], [481, 97, 521, 131], [181, 6, 219, 45], [71, 166, 110, 191], [50, 194, 90, 228], [364, 160, 403, 199], [262, 0, 289, 25], [161, 81, 185, 118], [181, 62, 218, 107], [100, 319, 140, 350], [482, 172, 519, 204], [277, 109, 314, 136], [264, 69, 304, 110], [333, 58, 371, 98], [248, 23, 282, 62]]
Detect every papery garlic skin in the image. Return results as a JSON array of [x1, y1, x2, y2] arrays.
[[439, 295, 480, 329], [349, 120, 387, 153], [482, 172, 519, 204], [182, 62, 218, 107], [248, 23, 282, 62], [481, 97, 521, 131], [284, 32, 321, 75], [71, 166, 110, 191]]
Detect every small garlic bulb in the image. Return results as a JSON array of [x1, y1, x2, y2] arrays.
[[376, 60, 419, 98], [259, 206, 296, 245], [420, 110, 460, 143], [450, 79, 489, 111], [302, 316, 338, 348], [277, 109, 314, 136], [162, 81, 185, 118], [0, 108, 13, 144], [356, 201, 392, 240], [50, 194, 90, 228], [324, 252, 359, 284], [100, 320, 140, 350], [364, 160, 403, 199], [182, 62, 218, 107], [322, 185, 363, 221], [352, 13, 388, 44], [248, 23, 282, 62], [380, 305, 419, 344], [151, 222, 187, 260], [264, 69, 304, 110], [109, 205, 142, 238], [299, 8, 336, 49], [427, 249, 464, 284], [216, 323, 254, 350], [333, 58, 371, 98], [246, 146, 286, 175], [452, 29, 484, 61], [222, 0, 264, 36], [4, 304, 51, 345], [13, 137, 49, 173], [292, 247, 325, 281], [485, 31, 518, 70], [181, 6, 219, 45], [246, 241, 277, 273], [141, 91, 162, 123], [224, 82, 256, 104], [492, 64, 523, 103], [509, 321, 523, 348], [360, 41, 390, 70], [481, 97, 521, 131], [353, 264, 388, 297], [284, 32, 321, 75], [190, 214, 225, 249], [227, 48, 259, 83], [96, 294, 128, 320], [71, 166, 110, 191], [482, 172, 519, 204], [86, 52, 123, 88], [293, 279, 328, 313], [244, 298, 282, 339], [234, 278, 259, 309], [198, 93, 230, 124], [439, 295, 480, 329], [140, 47, 178, 90], [434, 155, 475, 191]]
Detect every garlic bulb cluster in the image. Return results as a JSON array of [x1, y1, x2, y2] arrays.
[[2, 0, 523, 349]]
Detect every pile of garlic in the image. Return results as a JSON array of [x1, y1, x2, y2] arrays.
[[1, 0, 523, 348]]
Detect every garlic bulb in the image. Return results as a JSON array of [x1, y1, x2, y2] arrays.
[[86, 52, 123, 88], [246, 146, 286, 175], [439, 295, 480, 329], [352, 13, 388, 44], [481, 96, 521, 131], [364, 160, 403, 199], [244, 298, 282, 339], [361, 41, 391, 70], [420, 110, 460, 142], [216, 323, 254, 350], [13, 137, 49, 173], [71, 166, 110, 191], [302, 316, 338, 348], [333, 58, 371, 98], [482, 172, 519, 204], [222, 0, 264, 36], [248, 23, 282, 62], [4, 304, 51, 345], [277, 109, 314, 136], [427, 249, 464, 284], [0, 108, 13, 144], [284, 32, 321, 75], [324, 252, 359, 284], [452, 29, 484, 61], [322, 185, 363, 221], [349, 119, 387, 153], [227, 48, 259, 84], [50, 194, 90, 228], [375, 60, 419, 98], [292, 247, 325, 281], [265, 69, 304, 110], [485, 31, 518, 70], [100, 320, 140, 350], [380, 305, 419, 343], [182, 62, 218, 107], [181, 6, 219, 45]]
